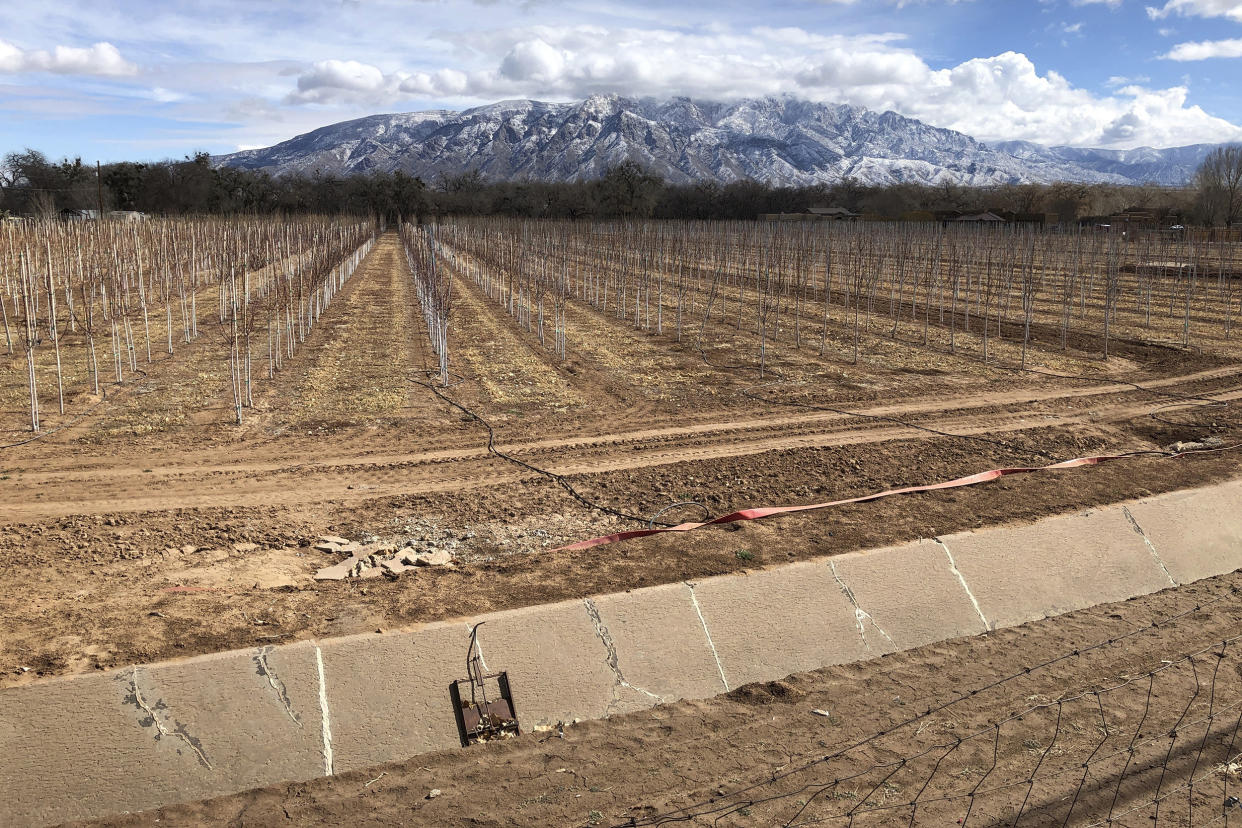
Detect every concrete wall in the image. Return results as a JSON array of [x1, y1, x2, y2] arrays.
[[3, 479, 1241, 826]]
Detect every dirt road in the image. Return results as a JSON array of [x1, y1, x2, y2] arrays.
[[5, 363, 1239, 520]]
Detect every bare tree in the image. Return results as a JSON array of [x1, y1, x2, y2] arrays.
[[1194, 145, 1242, 228]]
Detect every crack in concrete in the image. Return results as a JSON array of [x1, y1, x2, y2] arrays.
[[254, 646, 302, 727], [583, 598, 663, 711], [934, 537, 991, 631], [686, 582, 729, 693], [1123, 506, 1178, 587], [828, 561, 896, 652], [313, 644, 334, 776], [122, 667, 213, 769]]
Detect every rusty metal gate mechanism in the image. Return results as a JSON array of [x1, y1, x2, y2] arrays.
[[449, 622, 520, 747]]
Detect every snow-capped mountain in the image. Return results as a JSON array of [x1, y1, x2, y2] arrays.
[[991, 141, 1216, 187], [215, 95, 1215, 187]]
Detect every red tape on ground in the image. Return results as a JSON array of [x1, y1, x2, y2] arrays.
[[555, 452, 1183, 552]]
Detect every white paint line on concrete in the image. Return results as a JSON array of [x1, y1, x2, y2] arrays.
[[686, 582, 730, 693], [1122, 506, 1178, 587], [828, 561, 895, 651], [935, 538, 990, 631], [584, 598, 663, 710], [313, 644, 334, 776]]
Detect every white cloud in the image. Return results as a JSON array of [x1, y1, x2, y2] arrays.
[[1146, 0, 1242, 20], [498, 38, 566, 84], [0, 39, 136, 76], [1163, 37, 1242, 57], [6, 4, 1236, 158], [279, 25, 1242, 148], [288, 59, 389, 103], [148, 87, 186, 103]]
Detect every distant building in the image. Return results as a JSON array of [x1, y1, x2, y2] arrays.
[[1080, 207, 1188, 236], [759, 206, 860, 222], [1008, 212, 1061, 227], [758, 213, 803, 222], [110, 211, 147, 222], [60, 208, 100, 221], [934, 210, 1059, 227], [1105, 207, 1158, 231], [807, 206, 861, 220]]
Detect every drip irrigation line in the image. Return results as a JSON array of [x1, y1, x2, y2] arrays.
[[693, 318, 1061, 464], [990, 361, 1234, 429], [647, 500, 710, 529], [693, 305, 1238, 465], [407, 371, 676, 528], [398, 235, 676, 529], [741, 378, 1062, 463], [0, 364, 151, 450], [2, 235, 377, 452]]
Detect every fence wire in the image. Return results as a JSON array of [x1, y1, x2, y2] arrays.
[[615, 588, 1242, 828]]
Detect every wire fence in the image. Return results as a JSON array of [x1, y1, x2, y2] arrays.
[[616, 588, 1242, 827]]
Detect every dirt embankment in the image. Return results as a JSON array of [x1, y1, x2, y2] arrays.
[[72, 568, 1242, 828]]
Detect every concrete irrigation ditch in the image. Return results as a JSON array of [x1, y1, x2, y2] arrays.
[[2, 478, 1240, 827]]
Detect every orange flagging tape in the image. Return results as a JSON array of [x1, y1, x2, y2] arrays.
[[555, 451, 1188, 552]]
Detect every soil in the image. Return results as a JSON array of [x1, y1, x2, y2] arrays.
[[72, 568, 1242, 827], [3, 232, 1242, 688]]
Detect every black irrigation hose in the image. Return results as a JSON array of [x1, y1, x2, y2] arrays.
[[407, 370, 676, 528]]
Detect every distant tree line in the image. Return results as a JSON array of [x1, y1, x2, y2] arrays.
[[2, 147, 1239, 225]]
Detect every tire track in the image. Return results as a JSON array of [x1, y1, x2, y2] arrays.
[[6, 376, 1239, 519]]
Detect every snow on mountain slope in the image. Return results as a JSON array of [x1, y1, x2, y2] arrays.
[[990, 140, 1218, 186], [216, 95, 1213, 187]]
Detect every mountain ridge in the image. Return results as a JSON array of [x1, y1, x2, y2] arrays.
[[216, 95, 1222, 188]]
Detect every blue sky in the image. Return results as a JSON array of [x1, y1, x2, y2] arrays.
[[3, 0, 1242, 162]]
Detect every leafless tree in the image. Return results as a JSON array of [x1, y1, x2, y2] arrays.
[[1194, 145, 1242, 228]]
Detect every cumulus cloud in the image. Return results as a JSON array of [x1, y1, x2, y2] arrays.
[[895, 51, 1242, 147], [1164, 37, 1242, 57], [0, 39, 136, 76], [287, 59, 388, 103], [498, 38, 566, 83], [280, 25, 1242, 148], [1146, 0, 1242, 20]]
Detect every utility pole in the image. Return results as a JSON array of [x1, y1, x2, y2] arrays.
[[96, 160, 105, 218]]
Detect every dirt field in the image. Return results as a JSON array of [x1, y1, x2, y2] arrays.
[[2, 229, 1242, 690], [73, 566, 1242, 827]]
